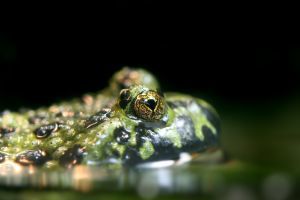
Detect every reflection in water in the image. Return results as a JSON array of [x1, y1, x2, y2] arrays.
[[0, 160, 296, 199], [0, 161, 120, 191], [262, 173, 293, 200], [126, 165, 197, 199], [0, 160, 202, 194], [221, 186, 256, 200]]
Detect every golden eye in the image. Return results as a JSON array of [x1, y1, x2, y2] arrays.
[[133, 90, 166, 121]]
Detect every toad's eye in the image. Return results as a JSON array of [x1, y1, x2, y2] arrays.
[[133, 90, 166, 121]]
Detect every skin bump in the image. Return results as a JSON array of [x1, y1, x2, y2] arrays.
[[139, 140, 155, 160]]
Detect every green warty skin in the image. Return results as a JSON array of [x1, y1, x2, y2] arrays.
[[0, 67, 221, 168]]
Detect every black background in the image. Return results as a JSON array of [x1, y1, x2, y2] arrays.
[[0, 22, 299, 111], [0, 32, 300, 109]]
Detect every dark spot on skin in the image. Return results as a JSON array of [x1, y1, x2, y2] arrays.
[[59, 145, 86, 168], [202, 125, 218, 147], [0, 153, 5, 163], [123, 147, 144, 166], [114, 127, 130, 144], [122, 124, 152, 165], [0, 127, 15, 138], [134, 123, 153, 148], [85, 109, 111, 129], [111, 149, 121, 158], [119, 89, 131, 109], [15, 150, 49, 166], [34, 123, 59, 139], [122, 123, 180, 166]]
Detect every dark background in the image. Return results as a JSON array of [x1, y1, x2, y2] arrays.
[[1, 31, 299, 111], [2, 28, 300, 170]]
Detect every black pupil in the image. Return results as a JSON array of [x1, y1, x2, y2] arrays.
[[145, 99, 157, 110]]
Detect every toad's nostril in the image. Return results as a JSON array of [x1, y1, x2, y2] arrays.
[[145, 99, 157, 111]]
